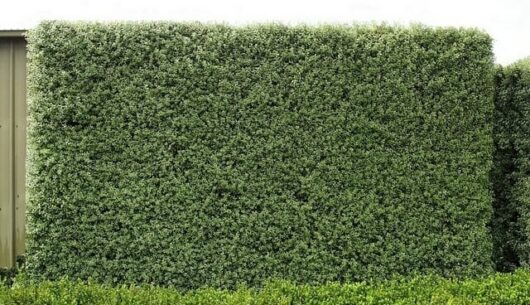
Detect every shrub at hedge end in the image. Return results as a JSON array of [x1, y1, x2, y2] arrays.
[[26, 21, 495, 289], [492, 58, 530, 270]]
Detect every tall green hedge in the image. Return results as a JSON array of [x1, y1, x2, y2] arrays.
[[26, 21, 495, 289], [492, 58, 530, 270]]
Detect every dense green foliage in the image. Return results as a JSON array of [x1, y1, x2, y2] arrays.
[[0, 269, 17, 288], [26, 21, 495, 289], [3, 271, 530, 305], [492, 58, 530, 270], [0, 256, 24, 287]]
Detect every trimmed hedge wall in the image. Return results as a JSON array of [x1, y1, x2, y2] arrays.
[[26, 21, 495, 289], [492, 59, 530, 270], [4, 271, 530, 305]]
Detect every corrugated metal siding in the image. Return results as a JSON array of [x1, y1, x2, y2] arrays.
[[0, 35, 26, 268]]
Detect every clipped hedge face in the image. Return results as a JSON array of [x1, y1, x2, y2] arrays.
[[493, 59, 530, 269], [26, 21, 495, 289]]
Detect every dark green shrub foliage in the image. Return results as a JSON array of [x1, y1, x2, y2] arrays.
[[3, 271, 530, 304], [0, 256, 25, 287], [492, 59, 530, 270], [26, 21, 495, 288]]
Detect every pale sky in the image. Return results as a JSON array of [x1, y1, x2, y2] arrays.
[[1, 0, 529, 65]]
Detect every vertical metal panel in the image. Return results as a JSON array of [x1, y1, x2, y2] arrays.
[[0, 36, 25, 268], [14, 39, 26, 259], [0, 39, 14, 267]]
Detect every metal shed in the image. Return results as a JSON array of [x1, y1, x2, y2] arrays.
[[0, 30, 27, 268]]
